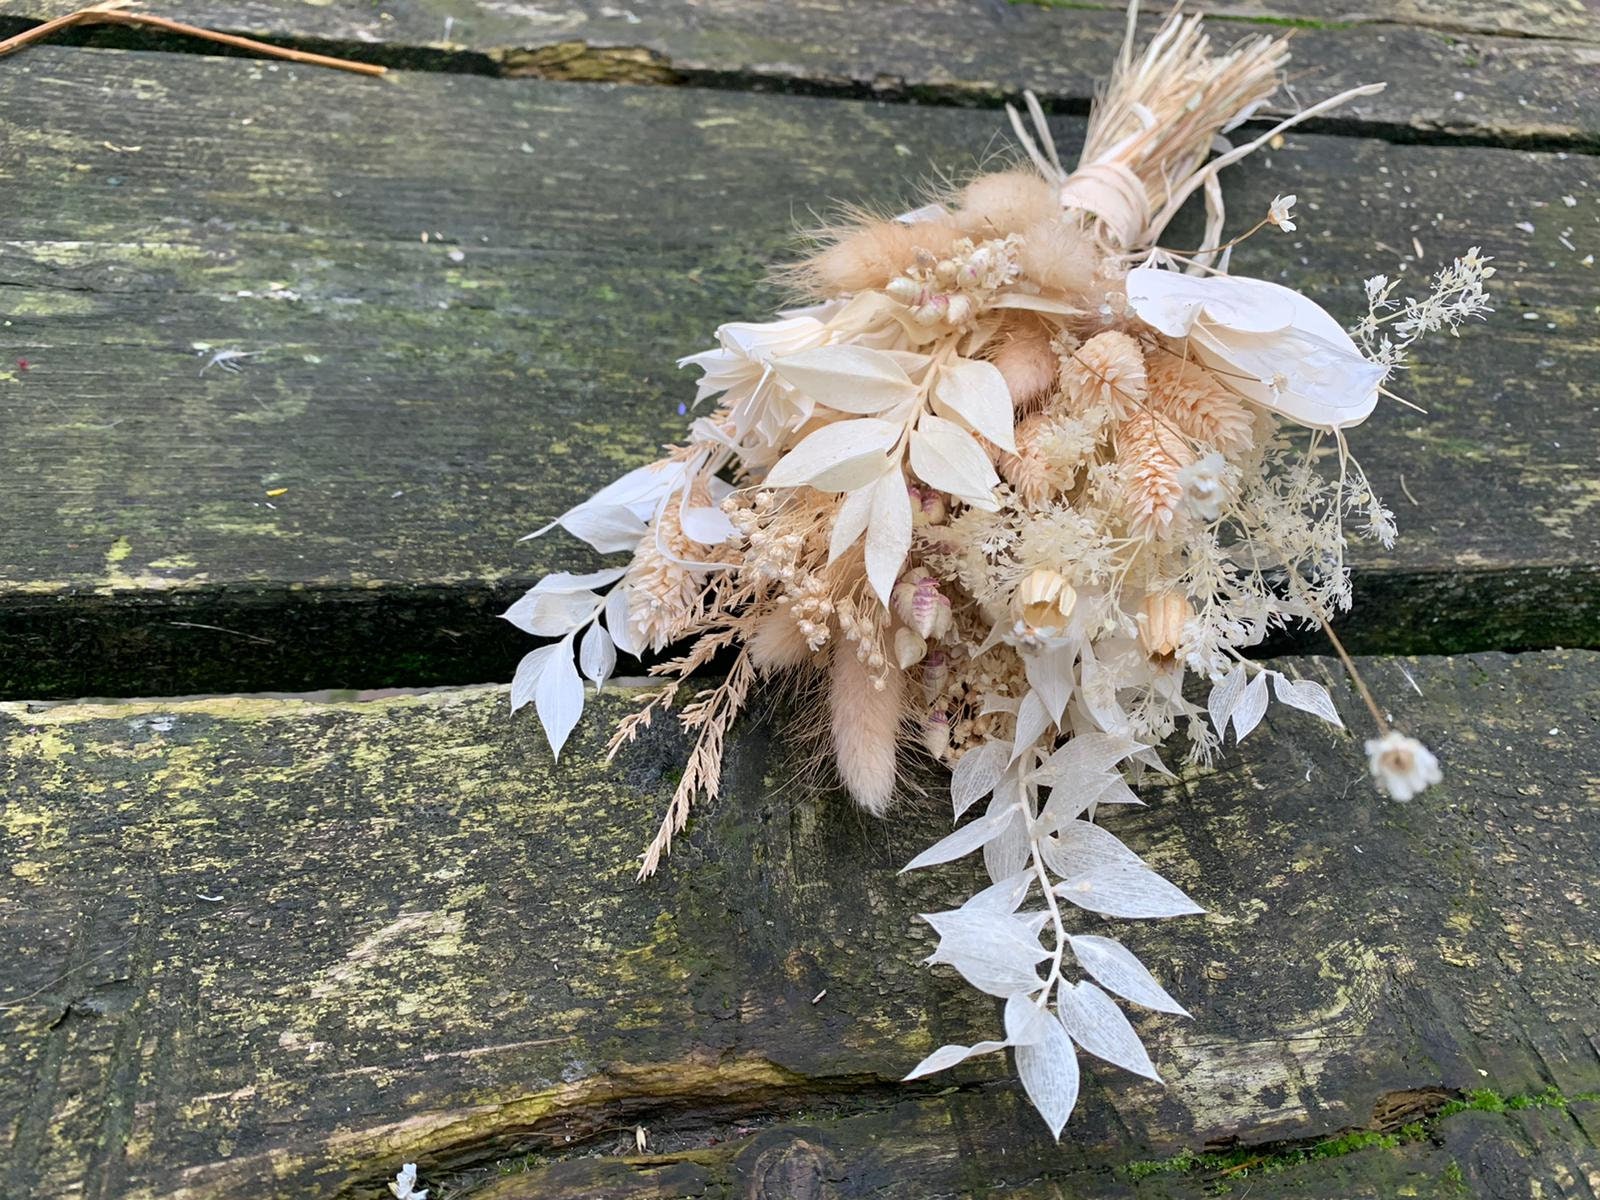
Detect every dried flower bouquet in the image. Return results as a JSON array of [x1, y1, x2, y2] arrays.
[[504, 4, 1490, 1134]]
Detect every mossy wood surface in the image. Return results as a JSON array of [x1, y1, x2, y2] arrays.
[[2, 47, 1598, 701], [3, 6, 1598, 1198], [0, 0, 1596, 148], [3, 650, 1599, 1198]]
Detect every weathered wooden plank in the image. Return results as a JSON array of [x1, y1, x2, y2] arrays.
[[2, 649, 1598, 1198], [1, 48, 1596, 699], [0, 0, 1596, 149]]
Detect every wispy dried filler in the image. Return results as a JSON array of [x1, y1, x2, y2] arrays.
[[505, 3, 1492, 1136]]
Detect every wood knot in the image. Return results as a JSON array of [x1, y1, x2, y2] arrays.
[[736, 1134, 839, 1200]]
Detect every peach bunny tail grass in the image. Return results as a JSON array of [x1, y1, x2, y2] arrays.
[[786, 206, 965, 298], [749, 604, 818, 673], [829, 647, 905, 816], [955, 170, 1060, 238], [989, 315, 1060, 412], [1016, 217, 1097, 296]]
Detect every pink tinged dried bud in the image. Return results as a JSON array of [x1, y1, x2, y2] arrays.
[[886, 276, 922, 305], [893, 570, 948, 639], [944, 294, 974, 325], [921, 709, 951, 758], [921, 650, 947, 699], [894, 626, 928, 669], [1011, 568, 1075, 632], [1365, 731, 1442, 801], [1138, 592, 1191, 661], [911, 294, 948, 326], [915, 488, 947, 525], [934, 259, 959, 287]]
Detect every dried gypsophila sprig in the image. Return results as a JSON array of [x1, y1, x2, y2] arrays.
[[500, 0, 1490, 1138]]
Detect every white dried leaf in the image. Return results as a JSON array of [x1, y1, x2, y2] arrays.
[[579, 621, 616, 688], [903, 1039, 1008, 1081], [679, 502, 736, 546], [531, 567, 629, 594], [828, 483, 874, 563], [1069, 934, 1189, 1016], [604, 586, 640, 657], [535, 636, 586, 760], [983, 777, 1031, 884], [1088, 777, 1145, 809], [1014, 1009, 1080, 1139], [1039, 820, 1145, 878], [532, 461, 686, 552], [1055, 864, 1204, 920], [764, 418, 901, 492], [865, 470, 912, 604], [902, 800, 1019, 872], [1077, 645, 1130, 733], [909, 415, 1000, 510], [771, 344, 918, 414], [1232, 669, 1271, 743], [1272, 673, 1344, 727], [510, 643, 563, 713], [1033, 732, 1141, 791], [551, 505, 648, 554], [987, 292, 1083, 316], [950, 739, 1010, 820], [388, 1163, 428, 1200], [1009, 691, 1052, 764], [1207, 666, 1248, 739], [1057, 981, 1161, 1081], [1023, 643, 1076, 725], [1004, 992, 1054, 1046], [934, 358, 1016, 453], [502, 588, 599, 638], [1125, 266, 1385, 430], [923, 909, 1048, 997], [961, 869, 1034, 914]]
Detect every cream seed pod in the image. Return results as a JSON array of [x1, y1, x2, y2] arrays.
[[1138, 592, 1191, 662], [1012, 568, 1077, 634], [506, 0, 1489, 1143]]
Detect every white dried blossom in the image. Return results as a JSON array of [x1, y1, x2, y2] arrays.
[[1365, 731, 1442, 801], [389, 1164, 428, 1200], [1177, 451, 1227, 521], [1353, 249, 1494, 371], [1267, 193, 1297, 232]]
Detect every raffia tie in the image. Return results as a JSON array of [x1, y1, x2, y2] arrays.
[[1057, 160, 1153, 251], [1006, 91, 1153, 251]]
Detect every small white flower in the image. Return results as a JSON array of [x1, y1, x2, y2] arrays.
[[1177, 451, 1227, 521], [389, 1163, 428, 1200], [1364, 731, 1442, 801], [677, 316, 829, 447], [1267, 193, 1297, 232]]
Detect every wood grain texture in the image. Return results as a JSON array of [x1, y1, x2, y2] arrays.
[[0, 0, 1596, 149], [1, 649, 1597, 1198], [1, 48, 1597, 699]]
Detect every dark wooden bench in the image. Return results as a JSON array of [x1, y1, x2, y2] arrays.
[[1, 2, 1597, 1196]]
